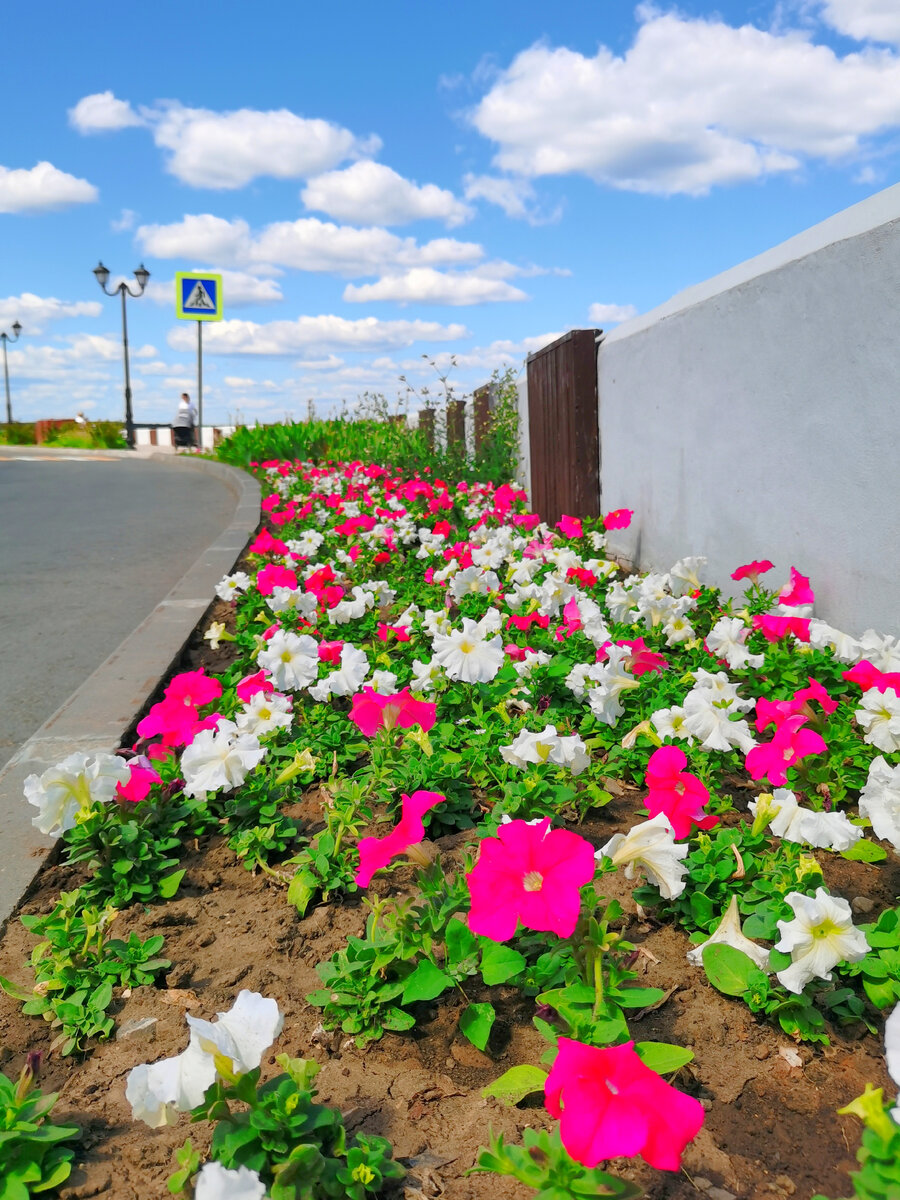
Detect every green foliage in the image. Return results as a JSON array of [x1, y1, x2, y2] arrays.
[[285, 780, 370, 915], [470, 1127, 643, 1199], [174, 1056, 404, 1199], [0, 1061, 80, 1198], [812, 1085, 900, 1200], [0, 422, 37, 445], [0, 892, 169, 1054]]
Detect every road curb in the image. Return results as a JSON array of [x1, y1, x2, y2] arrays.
[[0, 456, 261, 931]]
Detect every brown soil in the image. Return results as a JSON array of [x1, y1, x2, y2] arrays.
[[1, 601, 897, 1200]]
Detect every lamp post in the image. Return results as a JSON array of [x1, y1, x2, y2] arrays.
[[92, 261, 150, 449], [1, 320, 22, 424]]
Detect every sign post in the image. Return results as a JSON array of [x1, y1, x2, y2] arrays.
[[175, 272, 223, 449]]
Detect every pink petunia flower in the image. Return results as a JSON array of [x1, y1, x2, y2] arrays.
[[755, 678, 837, 731], [843, 660, 900, 695], [507, 613, 550, 632], [545, 1038, 704, 1171], [248, 529, 289, 556], [377, 623, 412, 643], [116, 761, 162, 804], [317, 640, 345, 663], [256, 563, 299, 597], [603, 508, 633, 530], [355, 790, 446, 887], [466, 818, 596, 942], [731, 559, 774, 584], [235, 671, 272, 703], [751, 614, 811, 643], [744, 713, 828, 785], [166, 669, 223, 710], [349, 688, 437, 737], [778, 567, 815, 608], [643, 746, 718, 839], [557, 514, 583, 538]]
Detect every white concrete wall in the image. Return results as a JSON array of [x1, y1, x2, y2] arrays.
[[598, 183, 900, 638], [516, 378, 531, 497]]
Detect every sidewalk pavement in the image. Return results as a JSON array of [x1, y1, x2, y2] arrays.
[[0, 450, 260, 930]]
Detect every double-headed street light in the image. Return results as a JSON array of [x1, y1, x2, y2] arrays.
[[93, 261, 150, 449], [1, 320, 22, 424]]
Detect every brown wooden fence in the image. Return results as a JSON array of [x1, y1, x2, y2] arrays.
[[526, 328, 601, 525]]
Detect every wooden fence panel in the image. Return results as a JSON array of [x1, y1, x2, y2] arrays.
[[525, 329, 601, 525], [473, 385, 491, 453], [447, 399, 466, 449]]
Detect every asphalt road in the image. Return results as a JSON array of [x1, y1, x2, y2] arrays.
[[0, 451, 235, 771]]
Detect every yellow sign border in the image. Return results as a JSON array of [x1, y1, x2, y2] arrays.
[[175, 271, 223, 321]]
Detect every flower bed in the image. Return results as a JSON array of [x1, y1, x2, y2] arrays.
[[1, 459, 899, 1200]]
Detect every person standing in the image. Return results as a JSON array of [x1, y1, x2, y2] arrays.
[[173, 392, 197, 449]]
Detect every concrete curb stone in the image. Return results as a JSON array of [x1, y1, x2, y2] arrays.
[[0, 452, 261, 931]]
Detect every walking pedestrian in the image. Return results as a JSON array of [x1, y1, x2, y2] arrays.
[[173, 392, 197, 449]]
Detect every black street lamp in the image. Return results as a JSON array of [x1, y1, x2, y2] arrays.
[[92, 261, 150, 449], [1, 320, 22, 424]]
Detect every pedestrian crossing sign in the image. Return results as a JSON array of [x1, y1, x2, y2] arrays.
[[175, 272, 223, 321]]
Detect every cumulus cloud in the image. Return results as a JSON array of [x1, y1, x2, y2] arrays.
[[302, 161, 472, 227], [819, 0, 900, 46], [462, 173, 561, 224], [136, 214, 484, 276], [470, 10, 900, 195], [0, 162, 98, 213], [0, 293, 102, 334], [167, 314, 469, 355], [145, 269, 283, 308], [343, 267, 528, 305], [588, 302, 638, 325], [68, 91, 144, 132], [69, 92, 379, 189]]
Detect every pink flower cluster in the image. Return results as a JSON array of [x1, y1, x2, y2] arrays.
[[744, 678, 833, 785]]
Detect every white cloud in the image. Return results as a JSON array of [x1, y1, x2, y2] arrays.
[[343, 267, 528, 305], [145, 269, 283, 308], [167, 314, 469, 355], [68, 91, 144, 133], [0, 293, 102, 334], [302, 161, 472, 227], [71, 92, 381, 189], [588, 302, 638, 325], [819, 0, 900, 46], [462, 173, 561, 224], [111, 208, 138, 232], [0, 162, 98, 213], [471, 10, 900, 195], [401, 331, 563, 374], [136, 214, 484, 276]]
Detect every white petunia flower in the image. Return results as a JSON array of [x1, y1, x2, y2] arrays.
[[706, 617, 765, 671], [858, 756, 900, 849], [265, 587, 319, 620], [669, 556, 707, 597], [500, 724, 589, 775], [663, 613, 695, 646], [186, 990, 284, 1074], [368, 670, 399, 695], [215, 572, 251, 602], [431, 618, 504, 684], [309, 644, 369, 702], [598, 813, 690, 900], [856, 688, 900, 753], [409, 657, 445, 693], [181, 721, 266, 799], [194, 1163, 266, 1200], [235, 691, 293, 738], [749, 789, 862, 852], [690, 669, 755, 711], [449, 566, 500, 600], [651, 705, 694, 743], [807, 620, 862, 663], [24, 752, 130, 838], [686, 896, 771, 971], [287, 529, 324, 557], [775, 888, 869, 994], [257, 631, 319, 692], [681, 691, 756, 754], [856, 631, 900, 673]]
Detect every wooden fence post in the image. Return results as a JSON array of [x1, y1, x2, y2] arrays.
[[473, 386, 491, 453], [447, 399, 466, 450], [419, 407, 435, 452]]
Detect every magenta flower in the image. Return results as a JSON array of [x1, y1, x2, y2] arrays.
[[643, 746, 717, 839], [166, 669, 222, 709], [116, 761, 162, 804], [778, 566, 815, 607], [317, 639, 345, 663], [255, 563, 299, 596], [744, 714, 828, 785], [235, 671, 272, 703], [248, 529, 288, 556], [349, 688, 437, 737], [755, 678, 837, 731], [466, 818, 596, 942], [355, 790, 446, 886], [731, 559, 774, 583], [545, 1038, 704, 1171], [603, 508, 633, 530], [557, 514, 583, 538], [843, 660, 900, 695], [752, 614, 811, 643]]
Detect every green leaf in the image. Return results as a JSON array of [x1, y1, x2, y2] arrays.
[[841, 840, 888, 863], [445, 918, 478, 967], [158, 870, 186, 899], [702, 944, 757, 996], [481, 1064, 547, 1105], [634, 1041, 694, 1074], [615, 986, 665, 1009], [480, 939, 527, 986], [460, 1002, 495, 1051], [400, 960, 453, 1005]]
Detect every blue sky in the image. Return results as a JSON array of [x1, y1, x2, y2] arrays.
[[1, 0, 898, 426]]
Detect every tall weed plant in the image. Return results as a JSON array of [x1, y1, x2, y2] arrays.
[[216, 362, 522, 484]]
